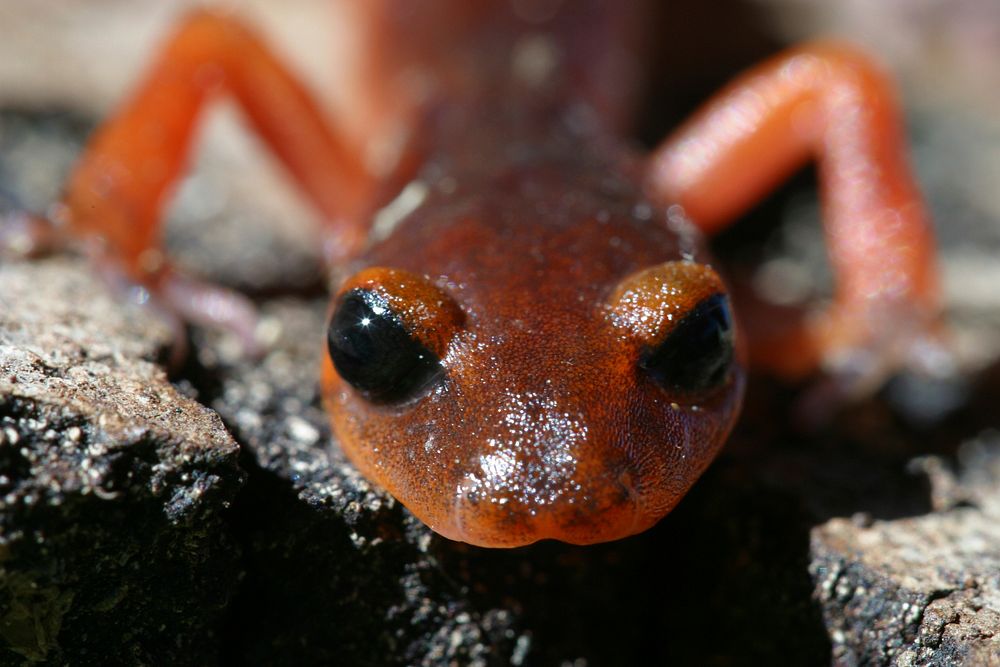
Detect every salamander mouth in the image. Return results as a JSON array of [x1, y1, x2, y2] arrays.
[[446, 466, 644, 548], [619, 471, 644, 538]]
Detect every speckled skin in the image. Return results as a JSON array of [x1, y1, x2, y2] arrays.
[[322, 108, 746, 546]]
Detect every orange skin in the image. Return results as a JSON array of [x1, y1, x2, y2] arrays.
[[46, 3, 940, 547]]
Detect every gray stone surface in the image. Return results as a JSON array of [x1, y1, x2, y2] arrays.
[[0, 257, 244, 664], [812, 438, 1000, 666]]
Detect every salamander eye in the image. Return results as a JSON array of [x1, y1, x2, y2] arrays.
[[327, 289, 442, 404], [639, 293, 734, 394]]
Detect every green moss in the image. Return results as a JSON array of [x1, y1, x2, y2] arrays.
[[0, 570, 74, 662]]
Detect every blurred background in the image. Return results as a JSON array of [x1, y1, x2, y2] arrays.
[[0, 0, 997, 371]]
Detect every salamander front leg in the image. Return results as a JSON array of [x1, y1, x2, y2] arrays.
[[52, 10, 374, 354], [645, 42, 949, 397]]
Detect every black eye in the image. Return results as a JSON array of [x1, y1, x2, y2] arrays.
[[639, 293, 734, 394], [327, 289, 442, 403]]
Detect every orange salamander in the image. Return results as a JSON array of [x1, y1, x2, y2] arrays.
[[30, 2, 942, 547]]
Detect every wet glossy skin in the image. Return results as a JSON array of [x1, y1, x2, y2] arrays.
[[45, 2, 941, 548], [322, 131, 745, 545]]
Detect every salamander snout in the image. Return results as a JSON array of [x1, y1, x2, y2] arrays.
[[442, 392, 648, 547]]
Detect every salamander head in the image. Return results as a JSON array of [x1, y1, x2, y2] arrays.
[[322, 192, 745, 547]]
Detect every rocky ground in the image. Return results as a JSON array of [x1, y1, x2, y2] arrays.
[[1, 3, 999, 665]]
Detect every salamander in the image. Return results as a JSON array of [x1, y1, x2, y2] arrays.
[[22, 2, 943, 547]]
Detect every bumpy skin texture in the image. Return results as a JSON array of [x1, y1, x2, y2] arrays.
[[44, 1, 940, 547], [323, 145, 745, 546]]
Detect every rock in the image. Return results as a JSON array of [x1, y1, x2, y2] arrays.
[[0, 257, 243, 664], [812, 437, 1000, 666]]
